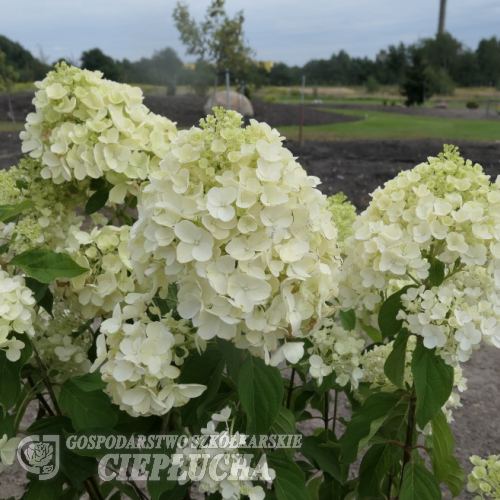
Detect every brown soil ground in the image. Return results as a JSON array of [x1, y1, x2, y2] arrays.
[[1, 93, 499, 499]]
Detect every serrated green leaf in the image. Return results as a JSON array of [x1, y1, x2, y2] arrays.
[[238, 355, 284, 435], [10, 248, 88, 284], [340, 392, 406, 464], [307, 476, 323, 500], [179, 346, 225, 426], [400, 463, 442, 500], [384, 329, 409, 388], [271, 406, 296, 435], [340, 309, 356, 331], [302, 435, 342, 483], [318, 473, 341, 500], [0, 335, 33, 411], [412, 342, 454, 428], [69, 372, 107, 392], [85, 186, 110, 214], [430, 412, 465, 496], [358, 444, 397, 498], [428, 258, 445, 287], [378, 286, 414, 338], [363, 324, 383, 343], [442, 456, 465, 498], [267, 451, 310, 500], [59, 377, 117, 431], [0, 200, 34, 223]]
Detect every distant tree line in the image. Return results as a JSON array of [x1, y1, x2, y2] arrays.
[[2, 31, 500, 97]]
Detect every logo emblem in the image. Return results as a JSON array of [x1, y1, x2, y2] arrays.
[[17, 435, 60, 480]]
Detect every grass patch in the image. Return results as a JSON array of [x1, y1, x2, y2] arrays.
[[279, 108, 500, 142], [0, 121, 24, 132]]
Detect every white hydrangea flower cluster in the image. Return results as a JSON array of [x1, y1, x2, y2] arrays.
[[340, 146, 500, 363], [64, 224, 136, 319], [308, 317, 365, 388], [399, 266, 500, 364], [359, 336, 467, 422], [0, 157, 87, 256], [20, 63, 177, 201], [0, 270, 36, 361], [468, 455, 500, 499], [92, 302, 206, 417], [176, 407, 273, 500], [130, 109, 341, 363], [32, 304, 93, 385], [341, 146, 500, 311], [0, 434, 21, 475]]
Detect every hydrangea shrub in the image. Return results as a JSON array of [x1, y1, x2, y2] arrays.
[[0, 65, 499, 500]]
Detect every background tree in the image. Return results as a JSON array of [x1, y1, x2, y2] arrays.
[[0, 50, 19, 121], [81, 48, 122, 81], [476, 37, 500, 86], [173, 0, 253, 87], [401, 48, 433, 106]]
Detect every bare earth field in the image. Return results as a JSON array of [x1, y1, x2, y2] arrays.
[[0, 93, 499, 499]]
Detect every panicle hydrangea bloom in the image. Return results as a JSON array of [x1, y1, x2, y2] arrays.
[[91, 301, 206, 417], [176, 406, 273, 500], [32, 303, 93, 385], [20, 63, 177, 202], [0, 434, 22, 474], [0, 157, 87, 256], [340, 146, 500, 364], [0, 269, 36, 361], [327, 192, 357, 249], [307, 317, 365, 388], [399, 266, 500, 364], [359, 335, 467, 423], [130, 108, 341, 364], [63, 224, 136, 319], [467, 455, 500, 499]]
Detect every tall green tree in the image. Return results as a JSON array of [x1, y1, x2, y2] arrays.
[[476, 37, 500, 85], [81, 48, 122, 81], [0, 49, 19, 122], [173, 0, 253, 82], [401, 48, 433, 106]]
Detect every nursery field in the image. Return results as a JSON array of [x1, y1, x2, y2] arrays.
[[1, 90, 500, 499]]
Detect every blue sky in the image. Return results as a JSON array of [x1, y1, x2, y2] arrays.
[[3, 0, 500, 65]]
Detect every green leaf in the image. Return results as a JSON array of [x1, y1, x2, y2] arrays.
[[69, 372, 107, 392], [238, 355, 284, 435], [301, 435, 342, 483], [383, 329, 409, 388], [430, 412, 465, 496], [0, 200, 34, 223], [0, 335, 33, 411], [59, 377, 118, 431], [179, 345, 225, 426], [318, 474, 341, 500], [25, 277, 53, 315], [271, 406, 296, 435], [411, 342, 454, 428], [339, 309, 356, 331], [428, 258, 445, 287], [10, 249, 88, 284], [267, 451, 310, 500], [22, 475, 65, 500], [307, 476, 323, 500], [340, 392, 406, 464], [400, 463, 442, 500], [358, 444, 396, 498], [442, 456, 466, 498], [363, 324, 383, 343], [85, 187, 110, 215], [378, 286, 414, 338], [217, 338, 245, 383]]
